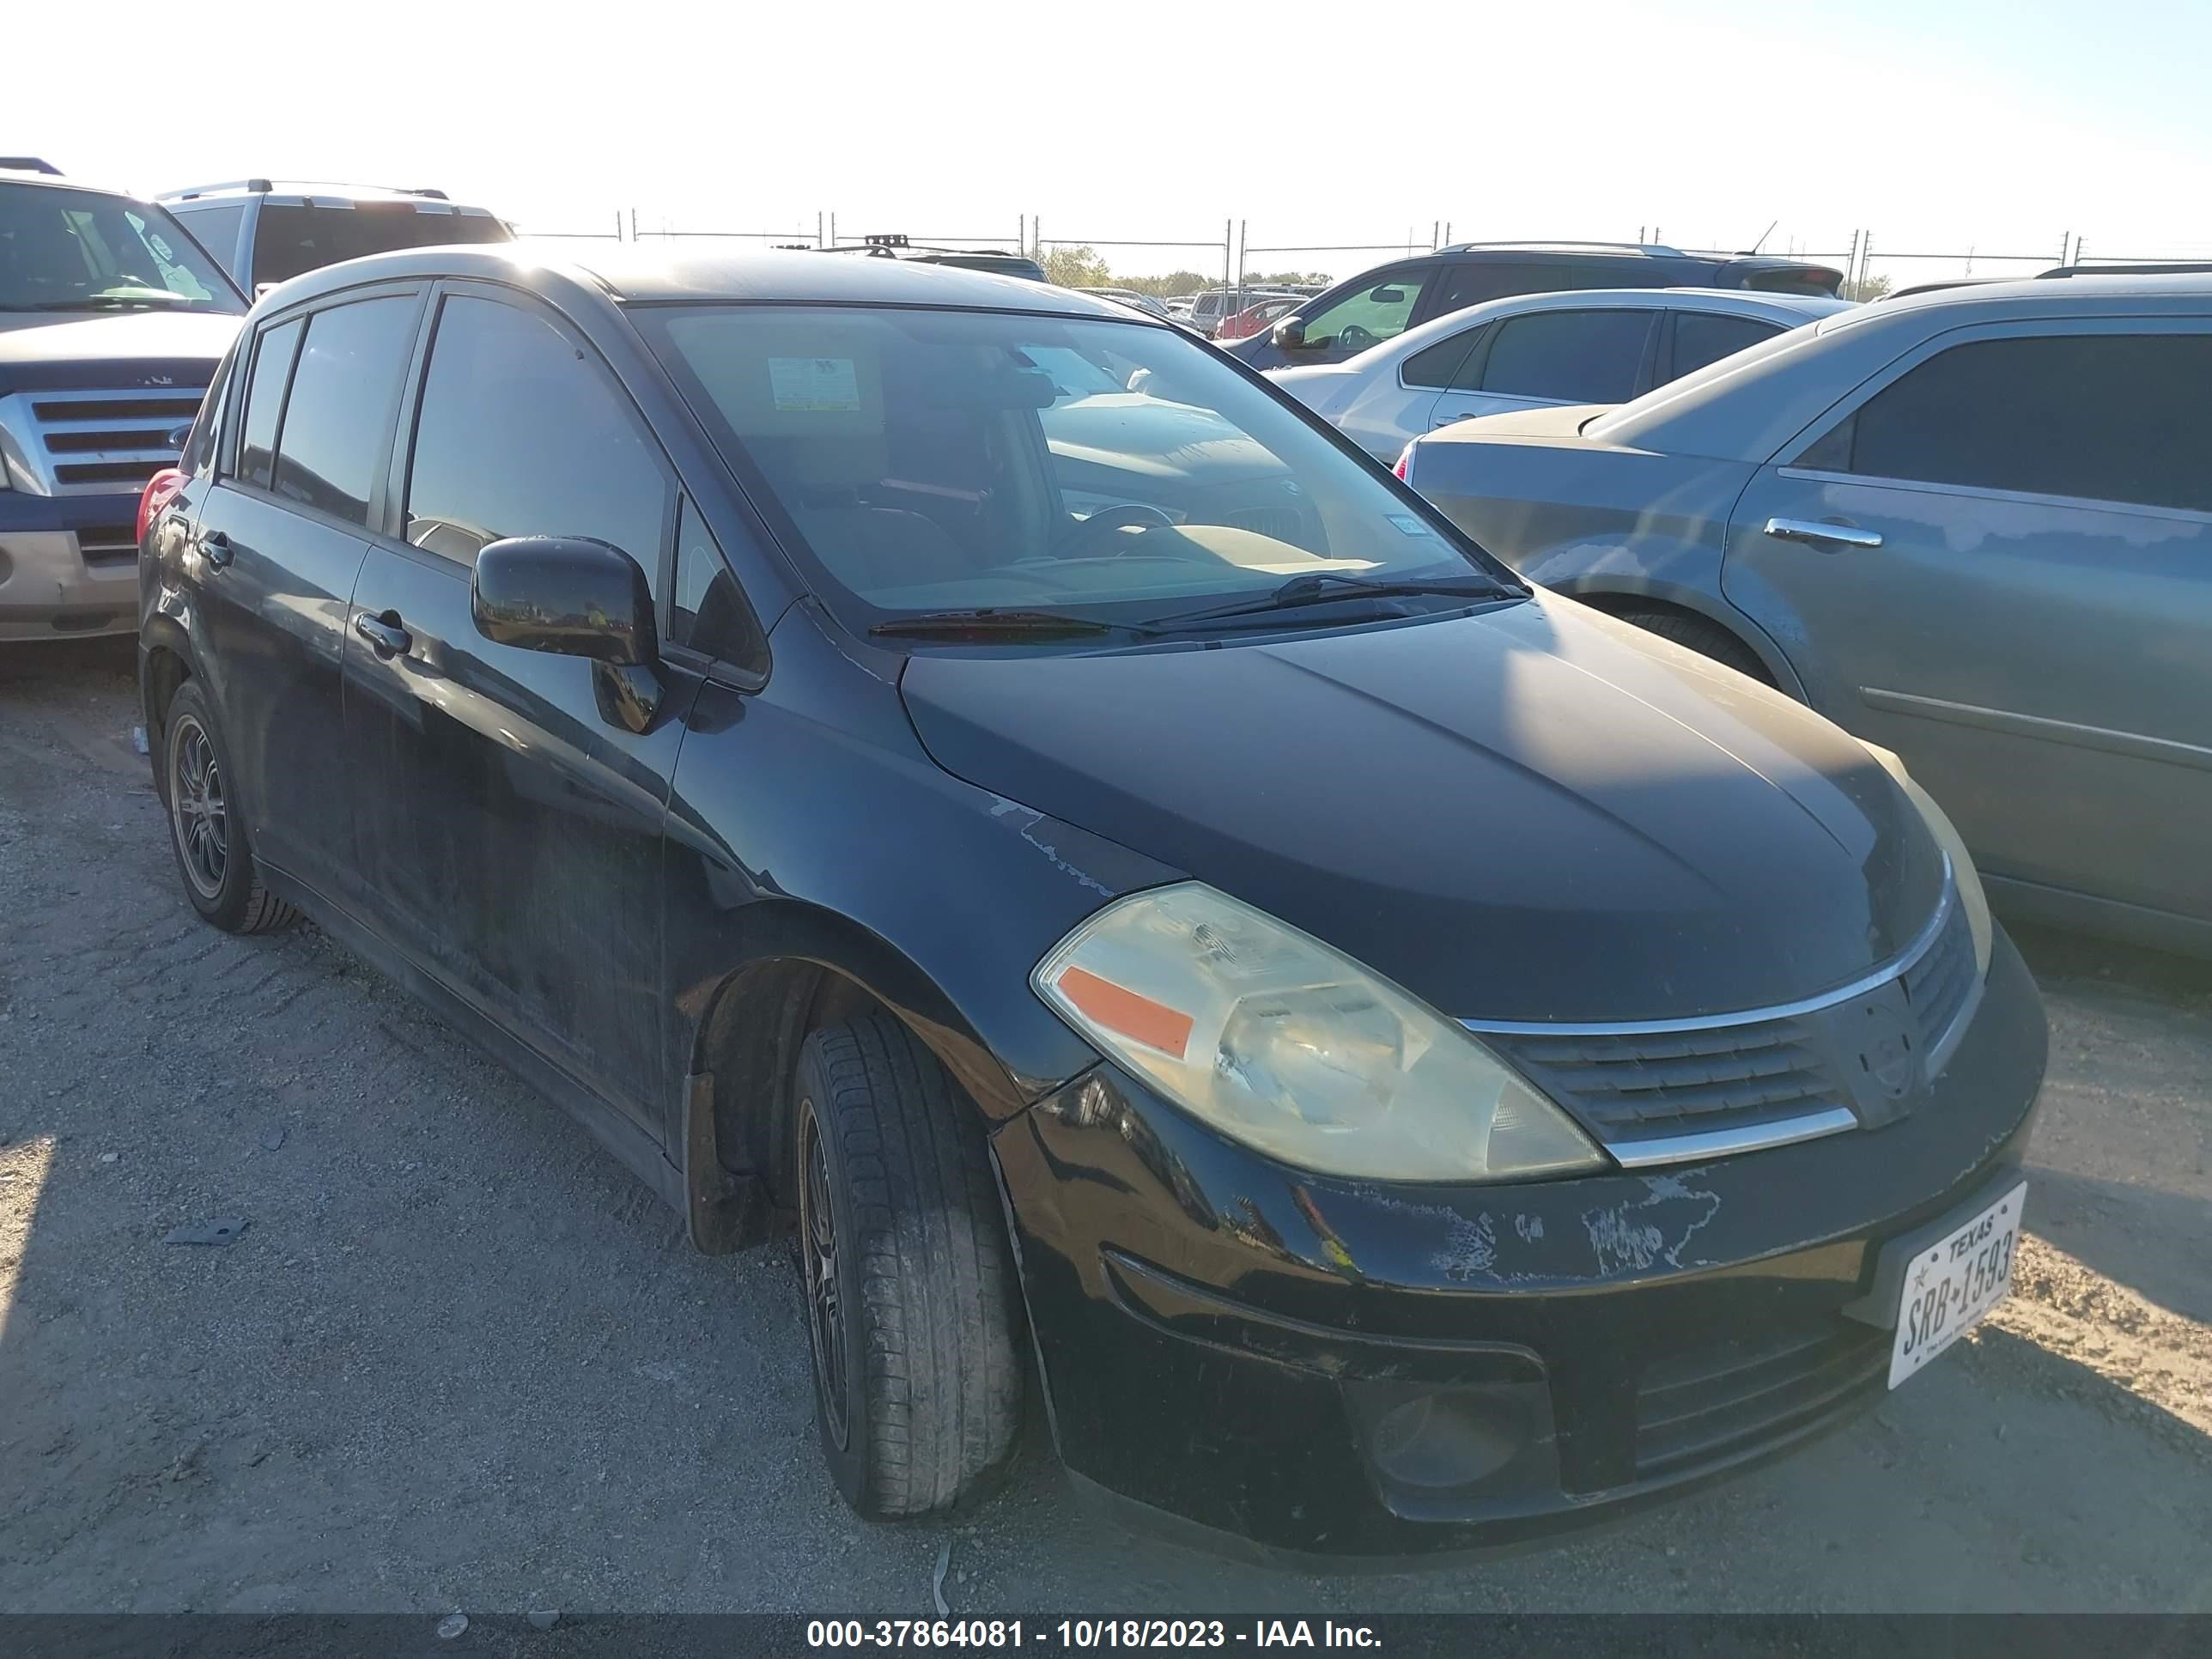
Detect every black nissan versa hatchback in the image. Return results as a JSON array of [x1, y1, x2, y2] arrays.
[[138, 246, 2046, 1560]]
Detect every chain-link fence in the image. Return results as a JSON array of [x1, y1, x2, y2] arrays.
[[512, 210, 2212, 305]]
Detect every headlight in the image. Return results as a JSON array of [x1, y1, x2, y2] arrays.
[[1863, 743, 1993, 976], [1032, 883, 1604, 1183]]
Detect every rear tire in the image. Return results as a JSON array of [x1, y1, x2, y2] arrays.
[[1610, 607, 1777, 687], [161, 681, 298, 935], [793, 1012, 1022, 1518]]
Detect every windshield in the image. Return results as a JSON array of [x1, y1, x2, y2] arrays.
[[641, 304, 1512, 635], [0, 183, 245, 313]]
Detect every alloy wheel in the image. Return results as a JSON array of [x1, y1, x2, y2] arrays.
[[168, 714, 228, 901]]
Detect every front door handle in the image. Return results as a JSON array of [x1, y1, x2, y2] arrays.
[[1764, 516, 1883, 550], [352, 611, 412, 659], [200, 530, 233, 568]]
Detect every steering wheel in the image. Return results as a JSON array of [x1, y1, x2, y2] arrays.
[[1051, 502, 1177, 560], [1337, 323, 1380, 354]]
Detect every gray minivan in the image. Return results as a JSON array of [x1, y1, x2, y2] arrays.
[[1398, 274, 2212, 956]]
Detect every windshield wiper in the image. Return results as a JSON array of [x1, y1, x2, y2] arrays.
[[1146, 571, 1511, 632], [867, 608, 1153, 641]]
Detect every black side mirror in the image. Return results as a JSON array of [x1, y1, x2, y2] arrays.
[[1270, 317, 1309, 350], [471, 536, 662, 732]]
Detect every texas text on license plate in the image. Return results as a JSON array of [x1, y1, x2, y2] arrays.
[[1890, 1182, 2026, 1389]]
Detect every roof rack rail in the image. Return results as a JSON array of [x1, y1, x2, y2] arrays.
[[1439, 238, 1688, 258], [159, 179, 276, 200], [0, 156, 64, 176], [2039, 260, 2212, 279], [159, 179, 453, 203]]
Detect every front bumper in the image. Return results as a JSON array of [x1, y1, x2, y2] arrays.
[[992, 929, 2047, 1560], [0, 491, 141, 641]]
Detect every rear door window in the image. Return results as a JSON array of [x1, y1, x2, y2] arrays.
[[235, 318, 304, 489], [1831, 332, 2212, 514], [1479, 309, 1657, 403], [404, 294, 671, 580], [1671, 312, 1781, 379], [269, 295, 421, 524]]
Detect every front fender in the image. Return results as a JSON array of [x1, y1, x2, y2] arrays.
[[1540, 566, 1808, 701], [661, 609, 1180, 1127]]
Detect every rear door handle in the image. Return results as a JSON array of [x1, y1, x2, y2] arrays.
[[200, 530, 233, 568], [1764, 516, 1883, 550], [352, 611, 412, 659]]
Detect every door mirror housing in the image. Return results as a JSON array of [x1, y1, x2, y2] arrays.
[[471, 536, 665, 733], [1270, 316, 1310, 350], [472, 535, 658, 665]]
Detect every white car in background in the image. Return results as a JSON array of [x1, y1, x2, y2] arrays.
[[1270, 286, 1850, 463]]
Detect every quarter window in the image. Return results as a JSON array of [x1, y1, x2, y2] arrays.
[[1480, 310, 1655, 404], [269, 295, 419, 525], [236, 318, 303, 490], [1401, 325, 1486, 391], [1671, 312, 1778, 379], [671, 497, 767, 668], [170, 203, 246, 280], [404, 295, 670, 582], [1830, 333, 2212, 514]]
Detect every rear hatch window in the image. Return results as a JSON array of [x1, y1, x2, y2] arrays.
[[1735, 265, 1844, 297], [251, 203, 510, 288]]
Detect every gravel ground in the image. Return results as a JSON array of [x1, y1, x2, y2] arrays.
[[2, 637, 2209, 1616]]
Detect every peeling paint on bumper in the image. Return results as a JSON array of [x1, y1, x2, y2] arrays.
[[993, 929, 2047, 1559]]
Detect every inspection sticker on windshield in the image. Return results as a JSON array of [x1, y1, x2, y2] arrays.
[[769, 356, 861, 412], [1889, 1182, 2024, 1388]]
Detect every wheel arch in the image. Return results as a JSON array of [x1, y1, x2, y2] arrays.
[[677, 897, 1050, 1249], [138, 614, 199, 799], [1549, 577, 1808, 700]]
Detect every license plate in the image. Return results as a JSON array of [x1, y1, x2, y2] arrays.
[[1889, 1182, 2025, 1389]]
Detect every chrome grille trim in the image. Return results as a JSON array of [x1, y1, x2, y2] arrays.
[[0, 386, 207, 497], [1465, 859, 1984, 1169]]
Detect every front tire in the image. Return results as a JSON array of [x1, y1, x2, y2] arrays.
[[793, 1013, 1022, 1518], [161, 681, 298, 935]]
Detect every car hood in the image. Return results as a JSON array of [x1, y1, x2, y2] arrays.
[[0, 310, 240, 388], [899, 592, 1944, 1023]]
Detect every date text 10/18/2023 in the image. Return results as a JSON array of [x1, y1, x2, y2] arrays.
[[806, 1620, 1384, 1650]]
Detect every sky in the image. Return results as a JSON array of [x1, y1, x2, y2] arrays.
[[12, 0, 2211, 281]]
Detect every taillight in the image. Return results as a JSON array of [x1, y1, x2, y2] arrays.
[[1392, 444, 1413, 483], [137, 467, 188, 545]]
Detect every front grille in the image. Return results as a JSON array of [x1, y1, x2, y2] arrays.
[[1492, 1018, 1839, 1141], [76, 526, 139, 565], [1901, 898, 1976, 1056], [1477, 878, 1978, 1164], [1634, 1319, 1887, 1477], [7, 387, 205, 496]]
